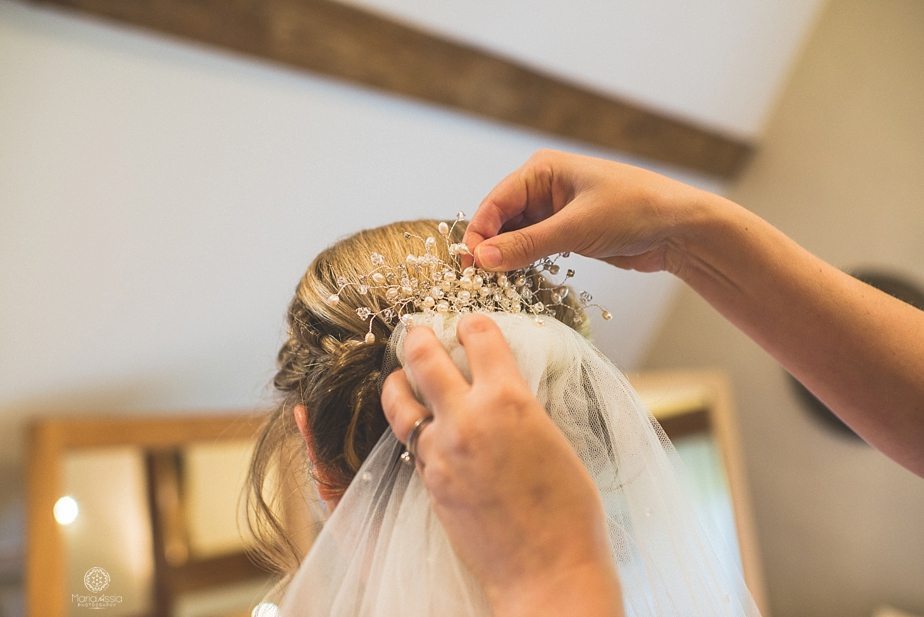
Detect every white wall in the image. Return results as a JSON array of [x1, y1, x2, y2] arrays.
[[0, 2, 733, 606], [645, 1, 924, 615]]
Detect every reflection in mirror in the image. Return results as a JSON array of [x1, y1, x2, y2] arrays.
[[61, 447, 154, 616], [630, 369, 768, 614], [57, 439, 272, 617], [672, 434, 742, 575], [27, 415, 277, 617]]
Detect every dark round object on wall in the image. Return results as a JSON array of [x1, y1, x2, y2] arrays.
[[787, 268, 924, 440]]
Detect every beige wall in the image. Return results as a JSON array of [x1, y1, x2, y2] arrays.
[[645, 1, 924, 616]]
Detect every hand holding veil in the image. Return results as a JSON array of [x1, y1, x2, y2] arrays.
[[277, 312, 762, 616]]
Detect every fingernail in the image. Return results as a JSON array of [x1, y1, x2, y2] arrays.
[[477, 245, 502, 269]]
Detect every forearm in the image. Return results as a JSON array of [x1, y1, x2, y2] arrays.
[[490, 561, 624, 617], [672, 194, 924, 475]]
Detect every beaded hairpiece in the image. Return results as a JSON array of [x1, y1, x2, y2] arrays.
[[326, 213, 612, 344]]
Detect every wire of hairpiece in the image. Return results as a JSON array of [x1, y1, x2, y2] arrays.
[[325, 212, 612, 344]]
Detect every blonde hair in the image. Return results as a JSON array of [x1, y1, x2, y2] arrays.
[[245, 219, 587, 574]]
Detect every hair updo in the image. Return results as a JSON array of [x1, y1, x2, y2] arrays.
[[245, 219, 587, 575]]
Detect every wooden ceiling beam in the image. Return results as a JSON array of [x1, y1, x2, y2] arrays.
[[29, 0, 753, 177]]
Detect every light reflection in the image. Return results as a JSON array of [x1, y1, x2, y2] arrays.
[[252, 602, 280, 617], [53, 495, 79, 525]]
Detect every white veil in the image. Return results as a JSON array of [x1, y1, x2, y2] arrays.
[[276, 312, 761, 616]]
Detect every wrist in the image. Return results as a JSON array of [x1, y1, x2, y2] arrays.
[[663, 190, 752, 284]]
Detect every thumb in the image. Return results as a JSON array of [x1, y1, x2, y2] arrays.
[[474, 215, 568, 271]]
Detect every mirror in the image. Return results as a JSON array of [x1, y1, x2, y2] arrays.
[[26, 414, 306, 617], [628, 369, 768, 615]]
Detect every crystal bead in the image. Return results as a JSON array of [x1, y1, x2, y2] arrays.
[[566, 269, 575, 278], [356, 307, 371, 320], [371, 252, 385, 265], [548, 264, 560, 275], [562, 252, 570, 258], [602, 310, 613, 321]]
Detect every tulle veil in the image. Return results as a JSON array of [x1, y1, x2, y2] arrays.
[[271, 312, 762, 616]]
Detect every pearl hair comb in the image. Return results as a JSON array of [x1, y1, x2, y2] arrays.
[[326, 212, 612, 344]]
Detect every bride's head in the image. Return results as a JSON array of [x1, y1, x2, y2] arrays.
[[246, 219, 586, 574]]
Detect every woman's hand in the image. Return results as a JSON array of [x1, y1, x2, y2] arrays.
[[463, 148, 714, 274], [381, 313, 623, 617], [467, 150, 924, 477]]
